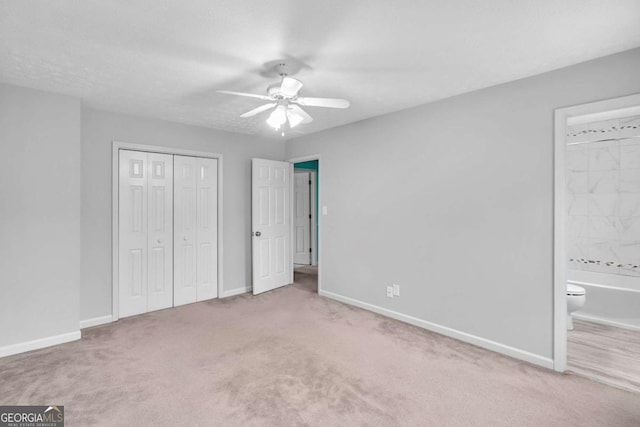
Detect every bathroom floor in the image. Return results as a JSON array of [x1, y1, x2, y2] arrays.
[[568, 319, 640, 393]]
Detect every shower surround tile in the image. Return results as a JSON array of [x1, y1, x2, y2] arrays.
[[567, 119, 621, 144], [589, 138, 619, 149], [588, 238, 620, 274], [589, 216, 620, 240], [568, 171, 589, 194], [619, 115, 640, 139], [620, 193, 640, 217], [620, 169, 640, 193], [589, 143, 619, 171], [620, 142, 640, 169], [568, 215, 589, 238], [619, 240, 640, 277], [568, 194, 589, 215], [568, 237, 589, 271], [589, 170, 618, 194], [567, 147, 589, 171], [566, 123, 590, 144], [620, 136, 640, 146], [619, 240, 640, 263], [567, 236, 589, 260], [619, 216, 640, 240], [588, 193, 618, 216], [591, 119, 620, 138], [587, 239, 619, 259], [567, 115, 640, 277]]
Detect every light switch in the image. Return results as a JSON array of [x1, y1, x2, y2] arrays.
[[322, 205, 328, 215]]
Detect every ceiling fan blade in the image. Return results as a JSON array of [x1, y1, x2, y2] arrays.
[[295, 97, 350, 109], [289, 104, 313, 124], [280, 77, 303, 97], [217, 90, 272, 101], [240, 103, 277, 118]]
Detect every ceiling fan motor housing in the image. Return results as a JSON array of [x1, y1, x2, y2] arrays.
[[267, 83, 294, 99]]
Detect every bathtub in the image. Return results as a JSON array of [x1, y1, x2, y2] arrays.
[[568, 270, 640, 331]]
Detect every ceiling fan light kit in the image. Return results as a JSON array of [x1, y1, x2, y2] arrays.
[[217, 60, 350, 132], [286, 108, 304, 128], [266, 105, 288, 130]]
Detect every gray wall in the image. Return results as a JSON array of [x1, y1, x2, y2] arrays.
[[286, 48, 640, 359], [0, 84, 81, 347], [81, 108, 285, 321]]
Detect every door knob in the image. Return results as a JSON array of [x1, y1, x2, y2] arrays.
[[254, 231, 261, 237]]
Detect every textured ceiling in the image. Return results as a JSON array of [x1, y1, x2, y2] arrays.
[[1, 1, 639, 140]]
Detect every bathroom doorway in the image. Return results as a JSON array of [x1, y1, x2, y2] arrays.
[[290, 155, 321, 295], [554, 93, 640, 392]]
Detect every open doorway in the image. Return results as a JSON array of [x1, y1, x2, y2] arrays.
[[290, 156, 320, 294], [554, 94, 640, 392]]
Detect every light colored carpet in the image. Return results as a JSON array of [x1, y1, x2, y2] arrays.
[[1, 272, 639, 426], [293, 265, 318, 275]]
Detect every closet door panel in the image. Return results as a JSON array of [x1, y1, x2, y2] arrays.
[[147, 153, 174, 312], [119, 150, 148, 317], [174, 155, 198, 306], [196, 158, 218, 301]]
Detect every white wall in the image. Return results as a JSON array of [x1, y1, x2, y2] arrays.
[[286, 48, 640, 361], [0, 84, 81, 348], [81, 108, 285, 321]]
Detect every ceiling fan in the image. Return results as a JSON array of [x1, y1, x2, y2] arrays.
[[217, 63, 350, 131]]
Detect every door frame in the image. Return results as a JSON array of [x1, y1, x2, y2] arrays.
[[112, 141, 223, 321], [553, 93, 640, 372], [288, 154, 321, 292], [293, 168, 317, 266], [310, 170, 317, 266]]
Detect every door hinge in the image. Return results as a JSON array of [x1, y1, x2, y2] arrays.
[[309, 214, 312, 219], [310, 248, 312, 253], [309, 180, 312, 185]]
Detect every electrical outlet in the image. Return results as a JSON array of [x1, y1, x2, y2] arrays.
[[393, 284, 400, 297], [386, 286, 394, 298]]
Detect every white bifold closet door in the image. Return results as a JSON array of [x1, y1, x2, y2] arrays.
[[174, 155, 218, 306], [119, 150, 174, 318]]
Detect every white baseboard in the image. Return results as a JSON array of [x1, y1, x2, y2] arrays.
[[220, 286, 251, 298], [319, 290, 554, 370], [573, 313, 640, 332], [0, 331, 81, 358], [80, 314, 113, 329]]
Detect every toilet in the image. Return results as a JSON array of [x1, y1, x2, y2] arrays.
[[567, 284, 586, 330]]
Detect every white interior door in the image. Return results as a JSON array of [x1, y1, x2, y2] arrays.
[[294, 171, 311, 265], [174, 155, 198, 306], [147, 153, 174, 312], [119, 150, 148, 317], [196, 157, 218, 301], [252, 159, 292, 294]]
